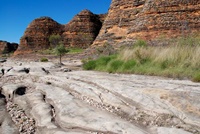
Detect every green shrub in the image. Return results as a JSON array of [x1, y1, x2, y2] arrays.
[[54, 44, 69, 64], [107, 60, 124, 73], [96, 56, 112, 66], [40, 58, 48, 62], [192, 73, 200, 82], [122, 60, 137, 70], [49, 34, 62, 48], [83, 60, 96, 70]]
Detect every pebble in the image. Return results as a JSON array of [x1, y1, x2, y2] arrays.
[[6, 101, 36, 134]]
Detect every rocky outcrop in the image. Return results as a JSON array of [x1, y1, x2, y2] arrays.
[[15, 17, 63, 55], [63, 10, 106, 48], [0, 40, 18, 54], [0, 60, 200, 133], [15, 10, 106, 55], [92, 0, 200, 47]]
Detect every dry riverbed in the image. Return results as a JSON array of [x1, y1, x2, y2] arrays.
[[0, 58, 200, 134]]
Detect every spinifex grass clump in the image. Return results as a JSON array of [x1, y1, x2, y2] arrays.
[[40, 57, 48, 62], [107, 60, 124, 73], [83, 36, 200, 82], [83, 60, 97, 70], [83, 55, 116, 71]]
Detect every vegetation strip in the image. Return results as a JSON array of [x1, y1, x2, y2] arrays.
[[83, 37, 200, 82]]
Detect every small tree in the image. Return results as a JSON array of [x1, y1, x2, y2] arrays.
[[49, 34, 62, 48], [54, 43, 69, 64]]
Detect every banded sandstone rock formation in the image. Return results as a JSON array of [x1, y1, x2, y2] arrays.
[[93, 0, 200, 47], [63, 10, 106, 48], [15, 10, 106, 55], [15, 17, 63, 55]]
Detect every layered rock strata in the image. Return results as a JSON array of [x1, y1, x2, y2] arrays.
[[15, 17, 63, 55], [92, 0, 200, 47], [15, 10, 106, 55], [63, 10, 106, 48]]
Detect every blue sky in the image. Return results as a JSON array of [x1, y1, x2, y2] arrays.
[[0, 0, 111, 43]]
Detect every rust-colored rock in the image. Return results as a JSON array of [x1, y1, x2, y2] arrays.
[[15, 10, 106, 55], [15, 17, 63, 55], [0, 40, 18, 54], [93, 0, 200, 47], [63, 10, 106, 48]]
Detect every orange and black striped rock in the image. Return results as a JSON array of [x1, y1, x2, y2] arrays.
[[92, 0, 200, 47], [63, 10, 106, 49], [15, 17, 63, 55], [15, 10, 107, 55]]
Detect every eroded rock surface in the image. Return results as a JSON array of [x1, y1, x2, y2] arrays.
[[0, 59, 200, 134]]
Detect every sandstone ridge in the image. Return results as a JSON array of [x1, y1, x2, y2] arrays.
[[92, 0, 200, 47]]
